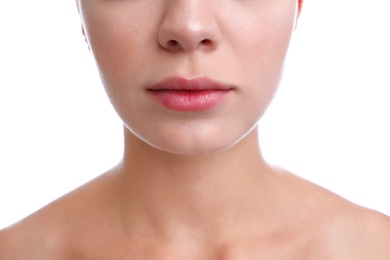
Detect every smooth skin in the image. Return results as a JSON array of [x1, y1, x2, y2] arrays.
[[1, 0, 390, 259]]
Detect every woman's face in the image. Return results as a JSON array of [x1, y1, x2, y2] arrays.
[[78, 0, 301, 155]]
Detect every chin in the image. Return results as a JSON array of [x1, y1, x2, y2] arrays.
[[137, 126, 251, 156], [146, 137, 233, 156], [153, 142, 235, 156], [123, 109, 260, 156]]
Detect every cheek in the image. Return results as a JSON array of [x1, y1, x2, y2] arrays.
[[86, 21, 144, 83], [82, 2, 161, 87], [82, 12, 156, 117], [241, 11, 294, 74], [231, 10, 295, 123]]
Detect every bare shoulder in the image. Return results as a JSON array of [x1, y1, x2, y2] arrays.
[[290, 175, 390, 258], [0, 170, 116, 260], [0, 202, 73, 260], [313, 206, 390, 259], [274, 167, 390, 259]]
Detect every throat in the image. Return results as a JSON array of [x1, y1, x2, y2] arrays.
[[115, 128, 272, 240]]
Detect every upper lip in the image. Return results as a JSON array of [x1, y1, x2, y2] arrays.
[[147, 77, 234, 91]]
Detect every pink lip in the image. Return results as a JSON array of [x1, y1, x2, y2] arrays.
[[147, 77, 234, 111]]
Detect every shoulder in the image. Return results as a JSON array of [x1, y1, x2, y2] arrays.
[[305, 194, 390, 259], [0, 193, 79, 260], [0, 171, 118, 260], [275, 168, 390, 258], [319, 206, 390, 259], [0, 183, 87, 259], [0, 218, 71, 260]]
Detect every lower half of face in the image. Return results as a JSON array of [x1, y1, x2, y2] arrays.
[[80, 0, 297, 155], [108, 79, 277, 155]]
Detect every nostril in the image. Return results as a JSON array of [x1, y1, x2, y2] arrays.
[[167, 39, 179, 48], [162, 39, 213, 51], [201, 39, 212, 46]]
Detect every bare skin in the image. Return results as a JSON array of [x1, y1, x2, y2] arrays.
[[1, 129, 389, 259], [1, 0, 390, 258]]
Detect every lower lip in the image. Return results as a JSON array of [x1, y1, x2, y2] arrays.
[[148, 89, 231, 111]]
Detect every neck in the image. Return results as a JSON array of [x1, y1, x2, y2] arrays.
[[113, 127, 273, 243]]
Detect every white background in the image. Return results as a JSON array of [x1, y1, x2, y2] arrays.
[[0, 1, 389, 229]]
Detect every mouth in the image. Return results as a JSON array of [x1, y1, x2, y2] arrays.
[[146, 77, 234, 112]]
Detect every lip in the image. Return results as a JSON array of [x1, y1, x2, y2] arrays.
[[147, 77, 234, 111]]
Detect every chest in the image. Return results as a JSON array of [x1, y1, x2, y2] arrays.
[[71, 237, 313, 260]]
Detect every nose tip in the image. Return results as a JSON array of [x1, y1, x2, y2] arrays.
[[158, 3, 221, 52]]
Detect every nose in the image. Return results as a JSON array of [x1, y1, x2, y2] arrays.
[[158, 0, 221, 52]]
